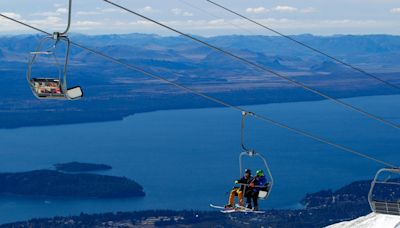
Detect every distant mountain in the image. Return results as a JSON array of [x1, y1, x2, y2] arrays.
[[0, 33, 399, 129], [311, 61, 350, 73], [2, 34, 400, 66]]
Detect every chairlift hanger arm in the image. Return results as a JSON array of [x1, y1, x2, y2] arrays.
[[61, 37, 71, 91], [52, 0, 72, 39], [61, 0, 72, 36], [241, 111, 255, 152]]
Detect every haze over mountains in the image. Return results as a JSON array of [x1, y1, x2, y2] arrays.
[[3, 34, 400, 69], [0, 34, 399, 128]]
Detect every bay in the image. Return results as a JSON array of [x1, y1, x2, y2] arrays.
[[0, 94, 399, 224]]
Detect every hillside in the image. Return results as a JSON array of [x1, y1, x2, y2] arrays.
[[0, 178, 380, 227], [54, 162, 112, 172]]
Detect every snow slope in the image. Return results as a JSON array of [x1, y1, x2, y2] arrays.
[[327, 213, 400, 228]]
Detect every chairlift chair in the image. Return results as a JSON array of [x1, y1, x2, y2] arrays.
[[368, 168, 400, 215], [239, 150, 273, 200], [239, 111, 274, 200]]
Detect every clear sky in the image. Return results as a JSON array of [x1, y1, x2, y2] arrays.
[[1, 0, 400, 36]]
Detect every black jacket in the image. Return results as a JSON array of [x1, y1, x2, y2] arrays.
[[236, 176, 252, 191]]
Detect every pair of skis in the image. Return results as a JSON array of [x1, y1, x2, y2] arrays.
[[210, 204, 265, 214]]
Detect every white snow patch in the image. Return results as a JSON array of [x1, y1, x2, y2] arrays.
[[326, 213, 400, 228]]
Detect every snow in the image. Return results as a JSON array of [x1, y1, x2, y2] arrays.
[[327, 213, 400, 228]]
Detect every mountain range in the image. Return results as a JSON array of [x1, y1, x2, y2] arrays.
[[0, 33, 399, 128]]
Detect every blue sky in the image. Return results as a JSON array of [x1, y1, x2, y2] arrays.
[[1, 0, 400, 36]]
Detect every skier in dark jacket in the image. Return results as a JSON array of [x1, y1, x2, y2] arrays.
[[225, 169, 253, 209], [247, 169, 269, 210]]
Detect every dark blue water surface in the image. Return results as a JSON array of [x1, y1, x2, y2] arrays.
[[0, 95, 399, 224]]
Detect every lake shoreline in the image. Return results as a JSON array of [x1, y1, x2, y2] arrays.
[[1, 91, 397, 130], [0, 178, 374, 227]]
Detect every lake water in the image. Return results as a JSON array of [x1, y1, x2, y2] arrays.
[[0, 95, 399, 224]]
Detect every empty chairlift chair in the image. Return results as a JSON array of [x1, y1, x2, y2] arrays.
[[368, 168, 400, 215], [27, 36, 83, 100]]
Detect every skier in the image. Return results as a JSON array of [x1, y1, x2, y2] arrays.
[[248, 169, 269, 210], [225, 169, 253, 209]]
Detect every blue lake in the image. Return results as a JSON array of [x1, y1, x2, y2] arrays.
[[0, 95, 399, 224]]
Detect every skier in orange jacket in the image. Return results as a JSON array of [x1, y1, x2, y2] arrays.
[[225, 169, 253, 209]]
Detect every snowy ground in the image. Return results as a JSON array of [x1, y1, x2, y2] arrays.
[[327, 213, 400, 228]]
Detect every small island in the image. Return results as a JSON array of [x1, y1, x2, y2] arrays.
[[0, 170, 145, 198], [54, 162, 112, 172]]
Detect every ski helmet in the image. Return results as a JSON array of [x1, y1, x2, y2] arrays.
[[256, 170, 264, 177], [244, 169, 251, 174]]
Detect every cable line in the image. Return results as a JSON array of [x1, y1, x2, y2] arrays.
[[103, 0, 400, 131], [0, 12, 396, 168], [206, 0, 400, 91]]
